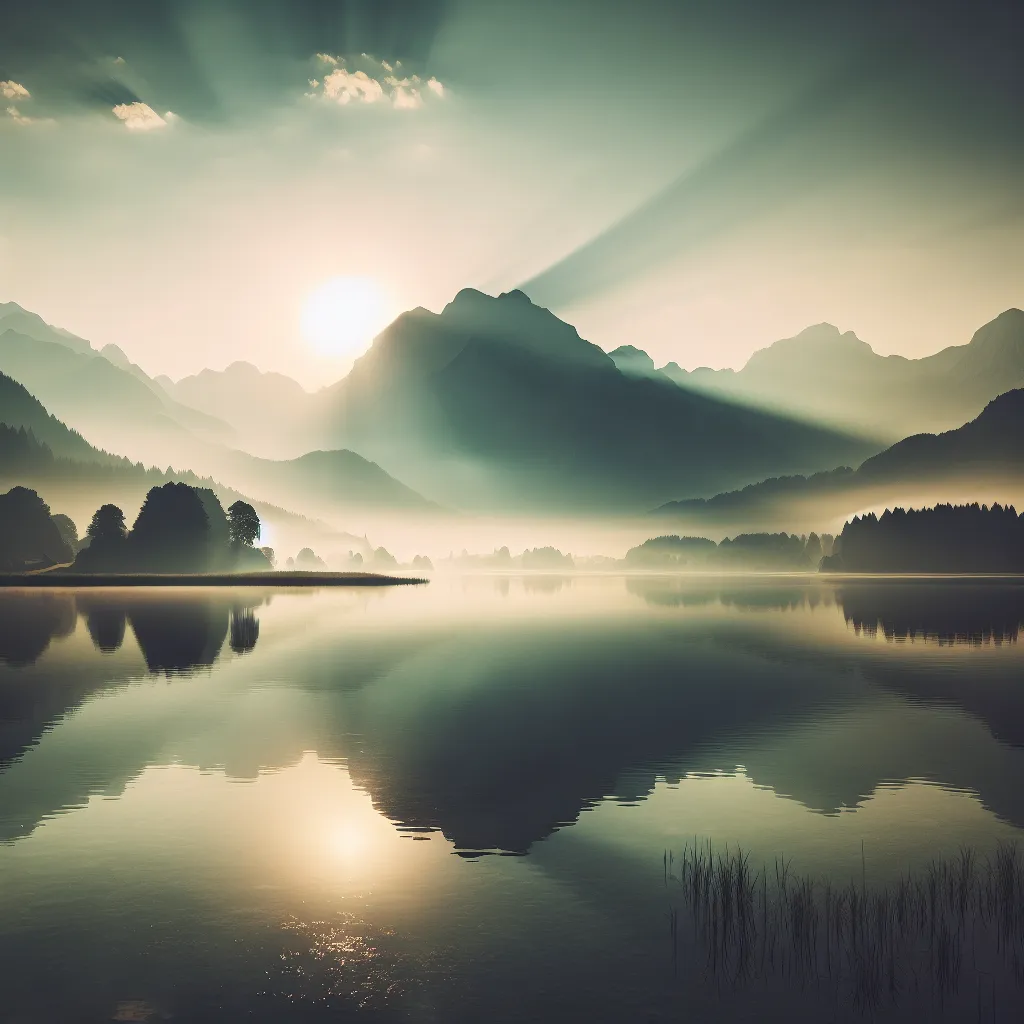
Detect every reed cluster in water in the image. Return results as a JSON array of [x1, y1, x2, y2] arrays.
[[665, 840, 1023, 1017]]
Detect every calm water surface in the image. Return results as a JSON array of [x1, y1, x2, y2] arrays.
[[1, 576, 1022, 1022]]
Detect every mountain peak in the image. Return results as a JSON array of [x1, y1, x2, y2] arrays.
[[967, 308, 1024, 348], [609, 345, 658, 376], [432, 287, 610, 370]]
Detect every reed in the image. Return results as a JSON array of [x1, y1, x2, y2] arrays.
[[665, 840, 1024, 1014]]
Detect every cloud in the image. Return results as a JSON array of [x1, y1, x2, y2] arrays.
[[1, 81, 30, 101], [5, 106, 34, 125], [308, 55, 446, 111], [1, 81, 50, 125], [112, 101, 171, 130], [321, 68, 385, 105]]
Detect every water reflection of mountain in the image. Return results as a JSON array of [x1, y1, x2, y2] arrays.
[[338, 629, 864, 853], [334, 619, 1024, 853], [3, 584, 1024, 855], [839, 582, 1024, 644]]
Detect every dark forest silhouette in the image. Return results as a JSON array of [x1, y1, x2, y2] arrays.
[[71, 483, 269, 574], [0, 486, 74, 571], [823, 503, 1024, 573], [625, 532, 834, 571]]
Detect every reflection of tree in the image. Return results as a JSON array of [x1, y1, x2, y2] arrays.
[[127, 600, 229, 674], [521, 575, 569, 594], [839, 583, 1024, 645], [0, 594, 76, 666], [76, 596, 127, 653], [229, 607, 260, 654], [625, 577, 822, 611]]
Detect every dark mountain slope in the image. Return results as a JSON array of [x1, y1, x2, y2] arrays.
[[656, 388, 1024, 523], [321, 289, 876, 513], [0, 371, 116, 462], [857, 387, 1024, 480]]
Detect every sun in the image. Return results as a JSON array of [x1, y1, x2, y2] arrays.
[[300, 276, 392, 358]]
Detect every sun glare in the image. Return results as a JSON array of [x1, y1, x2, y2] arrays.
[[301, 276, 391, 358]]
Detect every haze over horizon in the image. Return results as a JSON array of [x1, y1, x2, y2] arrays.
[[2, 0, 1022, 387]]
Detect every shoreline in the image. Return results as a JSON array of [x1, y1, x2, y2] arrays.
[[0, 571, 427, 588]]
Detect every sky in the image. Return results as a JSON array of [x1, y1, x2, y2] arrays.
[[1, 0, 1022, 388]]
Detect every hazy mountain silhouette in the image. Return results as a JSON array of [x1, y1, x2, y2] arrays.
[[607, 344, 663, 378], [0, 301, 92, 355], [657, 388, 1024, 522], [321, 288, 875, 512], [0, 307, 233, 465], [857, 387, 1024, 480], [167, 362, 315, 460], [637, 309, 1024, 442], [0, 376, 364, 565], [1, 308, 442, 518], [0, 371, 116, 463], [216, 448, 439, 515]]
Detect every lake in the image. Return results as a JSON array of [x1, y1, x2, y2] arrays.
[[1, 576, 1022, 1023]]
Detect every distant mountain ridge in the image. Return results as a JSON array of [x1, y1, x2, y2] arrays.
[[165, 361, 315, 460], [0, 303, 233, 465], [656, 387, 1024, 522], [0, 372, 119, 464], [321, 288, 876, 512], [613, 309, 1024, 441]]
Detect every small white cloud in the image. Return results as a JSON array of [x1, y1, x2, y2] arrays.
[[5, 105, 33, 125], [1, 81, 30, 101], [322, 67, 385, 105], [113, 56, 126, 66], [309, 55, 447, 111], [112, 101, 168, 130]]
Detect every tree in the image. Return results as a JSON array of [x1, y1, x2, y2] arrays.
[[295, 547, 326, 569], [130, 483, 211, 572], [259, 546, 276, 568], [0, 486, 74, 571], [227, 500, 260, 547], [86, 504, 127, 545], [51, 514, 80, 553]]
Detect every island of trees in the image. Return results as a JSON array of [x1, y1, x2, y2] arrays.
[[1, 482, 271, 574], [821, 503, 1024, 573]]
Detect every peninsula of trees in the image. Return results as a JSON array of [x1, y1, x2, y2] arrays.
[[821, 504, 1024, 574], [0, 482, 271, 574]]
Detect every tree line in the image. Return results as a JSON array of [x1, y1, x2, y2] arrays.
[[624, 532, 835, 571], [0, 482, 271, 574], [822, 503, 1024, 573]]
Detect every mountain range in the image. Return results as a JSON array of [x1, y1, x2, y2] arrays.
[[0, 371, 380, 563], [318, 288, 875, 512], [656, 387, 1024, 531], [612, 308, 1024, 442], [4, 294, 1024, 521]]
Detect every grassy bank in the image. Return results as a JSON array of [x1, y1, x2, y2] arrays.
[[0, 571, 427, 588], [665, 840, 1023, 1015]]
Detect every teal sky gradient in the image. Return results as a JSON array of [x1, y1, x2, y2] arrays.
[[1, 0, 1021, 386]]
